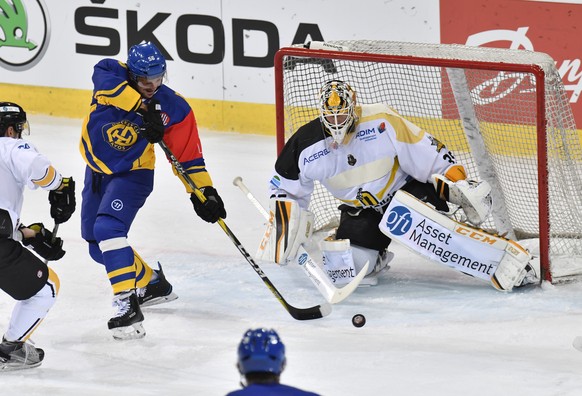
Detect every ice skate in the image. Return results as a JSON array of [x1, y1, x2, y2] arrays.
[[0, 337, 44, 371], [108, 290, 145, 340], [514, 264, 539, 288], [137, 263, 178, 307], [359, 250, 393, 287]]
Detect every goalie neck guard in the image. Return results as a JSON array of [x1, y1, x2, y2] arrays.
[[237, 328, 286, 375]]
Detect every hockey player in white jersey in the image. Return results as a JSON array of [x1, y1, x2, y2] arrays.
[[0, 102, 76, 370], [261, 80, 537, 292]]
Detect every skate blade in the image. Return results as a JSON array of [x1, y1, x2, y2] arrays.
[[358, 276, 378, 287], [111, 322, 146, 341], [140, 292, 178, 308], [0, 360, 42, 371]]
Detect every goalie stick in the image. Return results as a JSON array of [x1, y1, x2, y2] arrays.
[[157, 141, 330, 320], [233, 176, 368, 304]]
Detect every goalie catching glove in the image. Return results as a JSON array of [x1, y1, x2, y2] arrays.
[[432, 173, 492, 225], [48, 177, 76, 224], [22, 223, 65, 261], [257, 198, 314, 264], [190, 186, 226, 223]]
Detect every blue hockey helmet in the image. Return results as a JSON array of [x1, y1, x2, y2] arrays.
[[237, 328, 286, 375], [127, 41, 166, 81]]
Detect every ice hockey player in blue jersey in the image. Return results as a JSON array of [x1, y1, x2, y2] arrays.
[[0, 102, 75, 370], [79, 42, 226, 340], [226, 328, 320, 396]]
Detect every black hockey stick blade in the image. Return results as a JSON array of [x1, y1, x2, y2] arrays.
[[157, 141, 331, 320]]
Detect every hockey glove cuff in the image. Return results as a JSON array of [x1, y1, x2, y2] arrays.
[[139, 99, 165, 143], [49, 177, 76, 224], [190, 186, 227, 223], [22, 223, 65, 261]]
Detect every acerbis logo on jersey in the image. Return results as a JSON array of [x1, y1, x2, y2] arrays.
[[102, 121, 139, 151], [303, 147, 331, 164], [384, 205, 413, 236], [0, 0, 51, 71]]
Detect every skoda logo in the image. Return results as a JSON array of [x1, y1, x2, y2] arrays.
[[0, 0, 51, 71], [384, 205, 413, 236]]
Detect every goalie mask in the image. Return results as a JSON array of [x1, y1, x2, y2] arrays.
[[0, 102, 29, 138], [319, 80, 357, 145]]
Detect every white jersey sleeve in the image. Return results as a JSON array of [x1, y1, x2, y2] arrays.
[[377, 105, 457, 184], [0, 137, 62, 236]]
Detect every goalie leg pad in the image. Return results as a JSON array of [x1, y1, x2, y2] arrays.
[[491, 241, 538, 291], [381, 190, 535, 291], [322, 238, 357, 286], [257, 199, 314, 264]]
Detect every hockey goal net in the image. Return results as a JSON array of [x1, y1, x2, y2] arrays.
[[273, 40, 582, 283]]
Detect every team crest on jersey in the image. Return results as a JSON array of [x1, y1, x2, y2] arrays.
[[102, 120, 139, 151], [378, 122, 386, 133], [428, 135, 445, 153], [347, 154, 357, 166]]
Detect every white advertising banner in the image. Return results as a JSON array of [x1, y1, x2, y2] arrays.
[[379, 191, 506, 281], [0, 0, 440, 104]]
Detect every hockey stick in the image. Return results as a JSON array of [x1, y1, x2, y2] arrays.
[[233, 176, 368, 304], [157, 141, 330, 320], [42, 223, 60, 265]]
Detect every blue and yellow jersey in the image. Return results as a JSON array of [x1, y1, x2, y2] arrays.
[[79, 58, 212, 191]]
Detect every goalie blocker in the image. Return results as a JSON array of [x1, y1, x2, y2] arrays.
[[379, 190, 538, 291]]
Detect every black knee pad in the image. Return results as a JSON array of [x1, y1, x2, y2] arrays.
[[335, 205, 391, 251]]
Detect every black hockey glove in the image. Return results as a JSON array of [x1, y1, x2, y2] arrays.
[[139, 99, 165, 143], [190, 186, 227, 223], [22, 223, 65, 261], [48, 177, 76, 224]]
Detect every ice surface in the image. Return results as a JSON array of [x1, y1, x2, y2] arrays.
[[1, 115, 582, 395]]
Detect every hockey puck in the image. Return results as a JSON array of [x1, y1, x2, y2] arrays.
[[352, 314, 366, 328]]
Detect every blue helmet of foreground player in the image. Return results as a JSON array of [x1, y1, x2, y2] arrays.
[[127, 41, 166, 81], [237, 328, 286, 375]]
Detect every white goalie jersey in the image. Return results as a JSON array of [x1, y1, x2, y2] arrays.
[[269, 103, 466, 211]]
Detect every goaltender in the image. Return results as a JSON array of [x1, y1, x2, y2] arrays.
[[259, 79, 538, 291]]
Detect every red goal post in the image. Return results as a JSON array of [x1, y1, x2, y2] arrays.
[[273, 40, 582, 283]]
